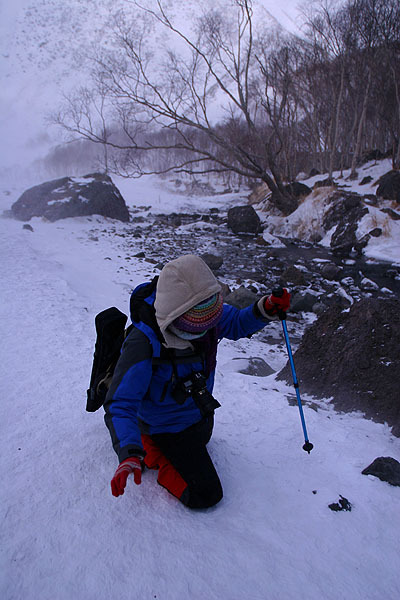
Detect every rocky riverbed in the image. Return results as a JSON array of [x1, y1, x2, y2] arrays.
[[91, 206, 400, 313]]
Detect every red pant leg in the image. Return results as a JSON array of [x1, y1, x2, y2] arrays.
[[141, 434, 188, 500]]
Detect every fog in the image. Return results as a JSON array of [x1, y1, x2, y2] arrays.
[[0, 0, 303, 176]]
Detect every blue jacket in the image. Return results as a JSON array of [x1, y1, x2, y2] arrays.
[[104, 287, 270, 463]]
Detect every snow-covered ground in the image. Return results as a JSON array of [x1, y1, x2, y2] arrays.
[[1, 179, 400, 600]]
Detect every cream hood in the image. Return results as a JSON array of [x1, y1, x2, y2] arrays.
[[155, 255, 221, 349]]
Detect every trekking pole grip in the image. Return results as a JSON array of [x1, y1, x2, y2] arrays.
[[272, 287, 286, 321]]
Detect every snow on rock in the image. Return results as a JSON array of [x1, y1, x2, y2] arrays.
[[360, 277, 379, 291], [260, 188, 332, 243], [11, 173, 130, 222], [257, 159, 400, 264], [261, 230, 286, 247]]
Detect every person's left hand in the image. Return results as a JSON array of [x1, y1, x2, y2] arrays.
[[263, 288, 291, 316]]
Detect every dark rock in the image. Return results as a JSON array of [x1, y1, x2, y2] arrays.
[[201, 253, 223, 271], [321, 263, 341, 281], [218, 281, 231, 298], [312, 301, 328, 315], [386, 268, 400, 279], [290, 291, 318, 313], [170, 215, 182, 227], [134, 251, 146, 258], [270, 190, 298, 215], [361, 148, 386, 163], [285, 182, 312, 198], [319, 292, 352, 310], [354, 233, 371, 255], [310, 232, 323, 243], [280, 265, 307, 286], [309, 168, 320, 177], [232, 357, 275, 377], [224, 286, 258, 309], [328, 496, 352, 512], [23, 224, 34, 232], [362, 457, 400, 486], [322, 192, 368, 257], [360, 176, 373, 185], [331, 222, 359, 256], [381, 207, 400, 221], [369, 227, 382, 238], [277, 298, 400, 436], [362, 194, 378, 205], [323, 193, 362, 231], [314, 177, 335, 189], [376, 170, 400, 202], [11, 173, 130, 222], [227, 205, 261, 234]]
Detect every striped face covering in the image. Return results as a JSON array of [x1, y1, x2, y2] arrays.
[[171, 292, 224, 337]]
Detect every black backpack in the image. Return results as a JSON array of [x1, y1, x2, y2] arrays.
[[86, 277, 159, 413]]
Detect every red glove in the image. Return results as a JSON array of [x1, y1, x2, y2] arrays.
[[264, 288, 291, 315], [111, 457, 142, 497]]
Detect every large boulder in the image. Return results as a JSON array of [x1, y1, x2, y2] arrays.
[[11, 173, 130, 222], [376, 170, 400, 202], [277, 298, 400, 436], [227, 205, 261, 234]]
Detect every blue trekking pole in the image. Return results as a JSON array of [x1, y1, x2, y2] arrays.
[[273, 288, 314, 454]]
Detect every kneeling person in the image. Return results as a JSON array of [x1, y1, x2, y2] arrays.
[[104, 254, 290, 508]]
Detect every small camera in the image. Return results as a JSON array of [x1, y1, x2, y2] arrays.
[[172, 371, 221, 416]]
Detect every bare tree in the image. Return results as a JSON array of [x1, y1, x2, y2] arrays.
[[55, 0, 302, 213], [54, 0, 400, 207]]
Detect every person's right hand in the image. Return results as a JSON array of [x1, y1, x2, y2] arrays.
[[111, 457, 142, 497]]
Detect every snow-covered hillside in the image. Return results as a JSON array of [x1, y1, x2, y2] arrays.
[[1, 175, 400, 600]]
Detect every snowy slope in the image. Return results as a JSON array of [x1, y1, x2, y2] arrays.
[[1, 192, 400, 599]]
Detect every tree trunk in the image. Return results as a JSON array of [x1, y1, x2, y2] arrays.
[[391, 66, 400, 170], [329, 67, 345, 180], [350, 70, 372, 179]]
